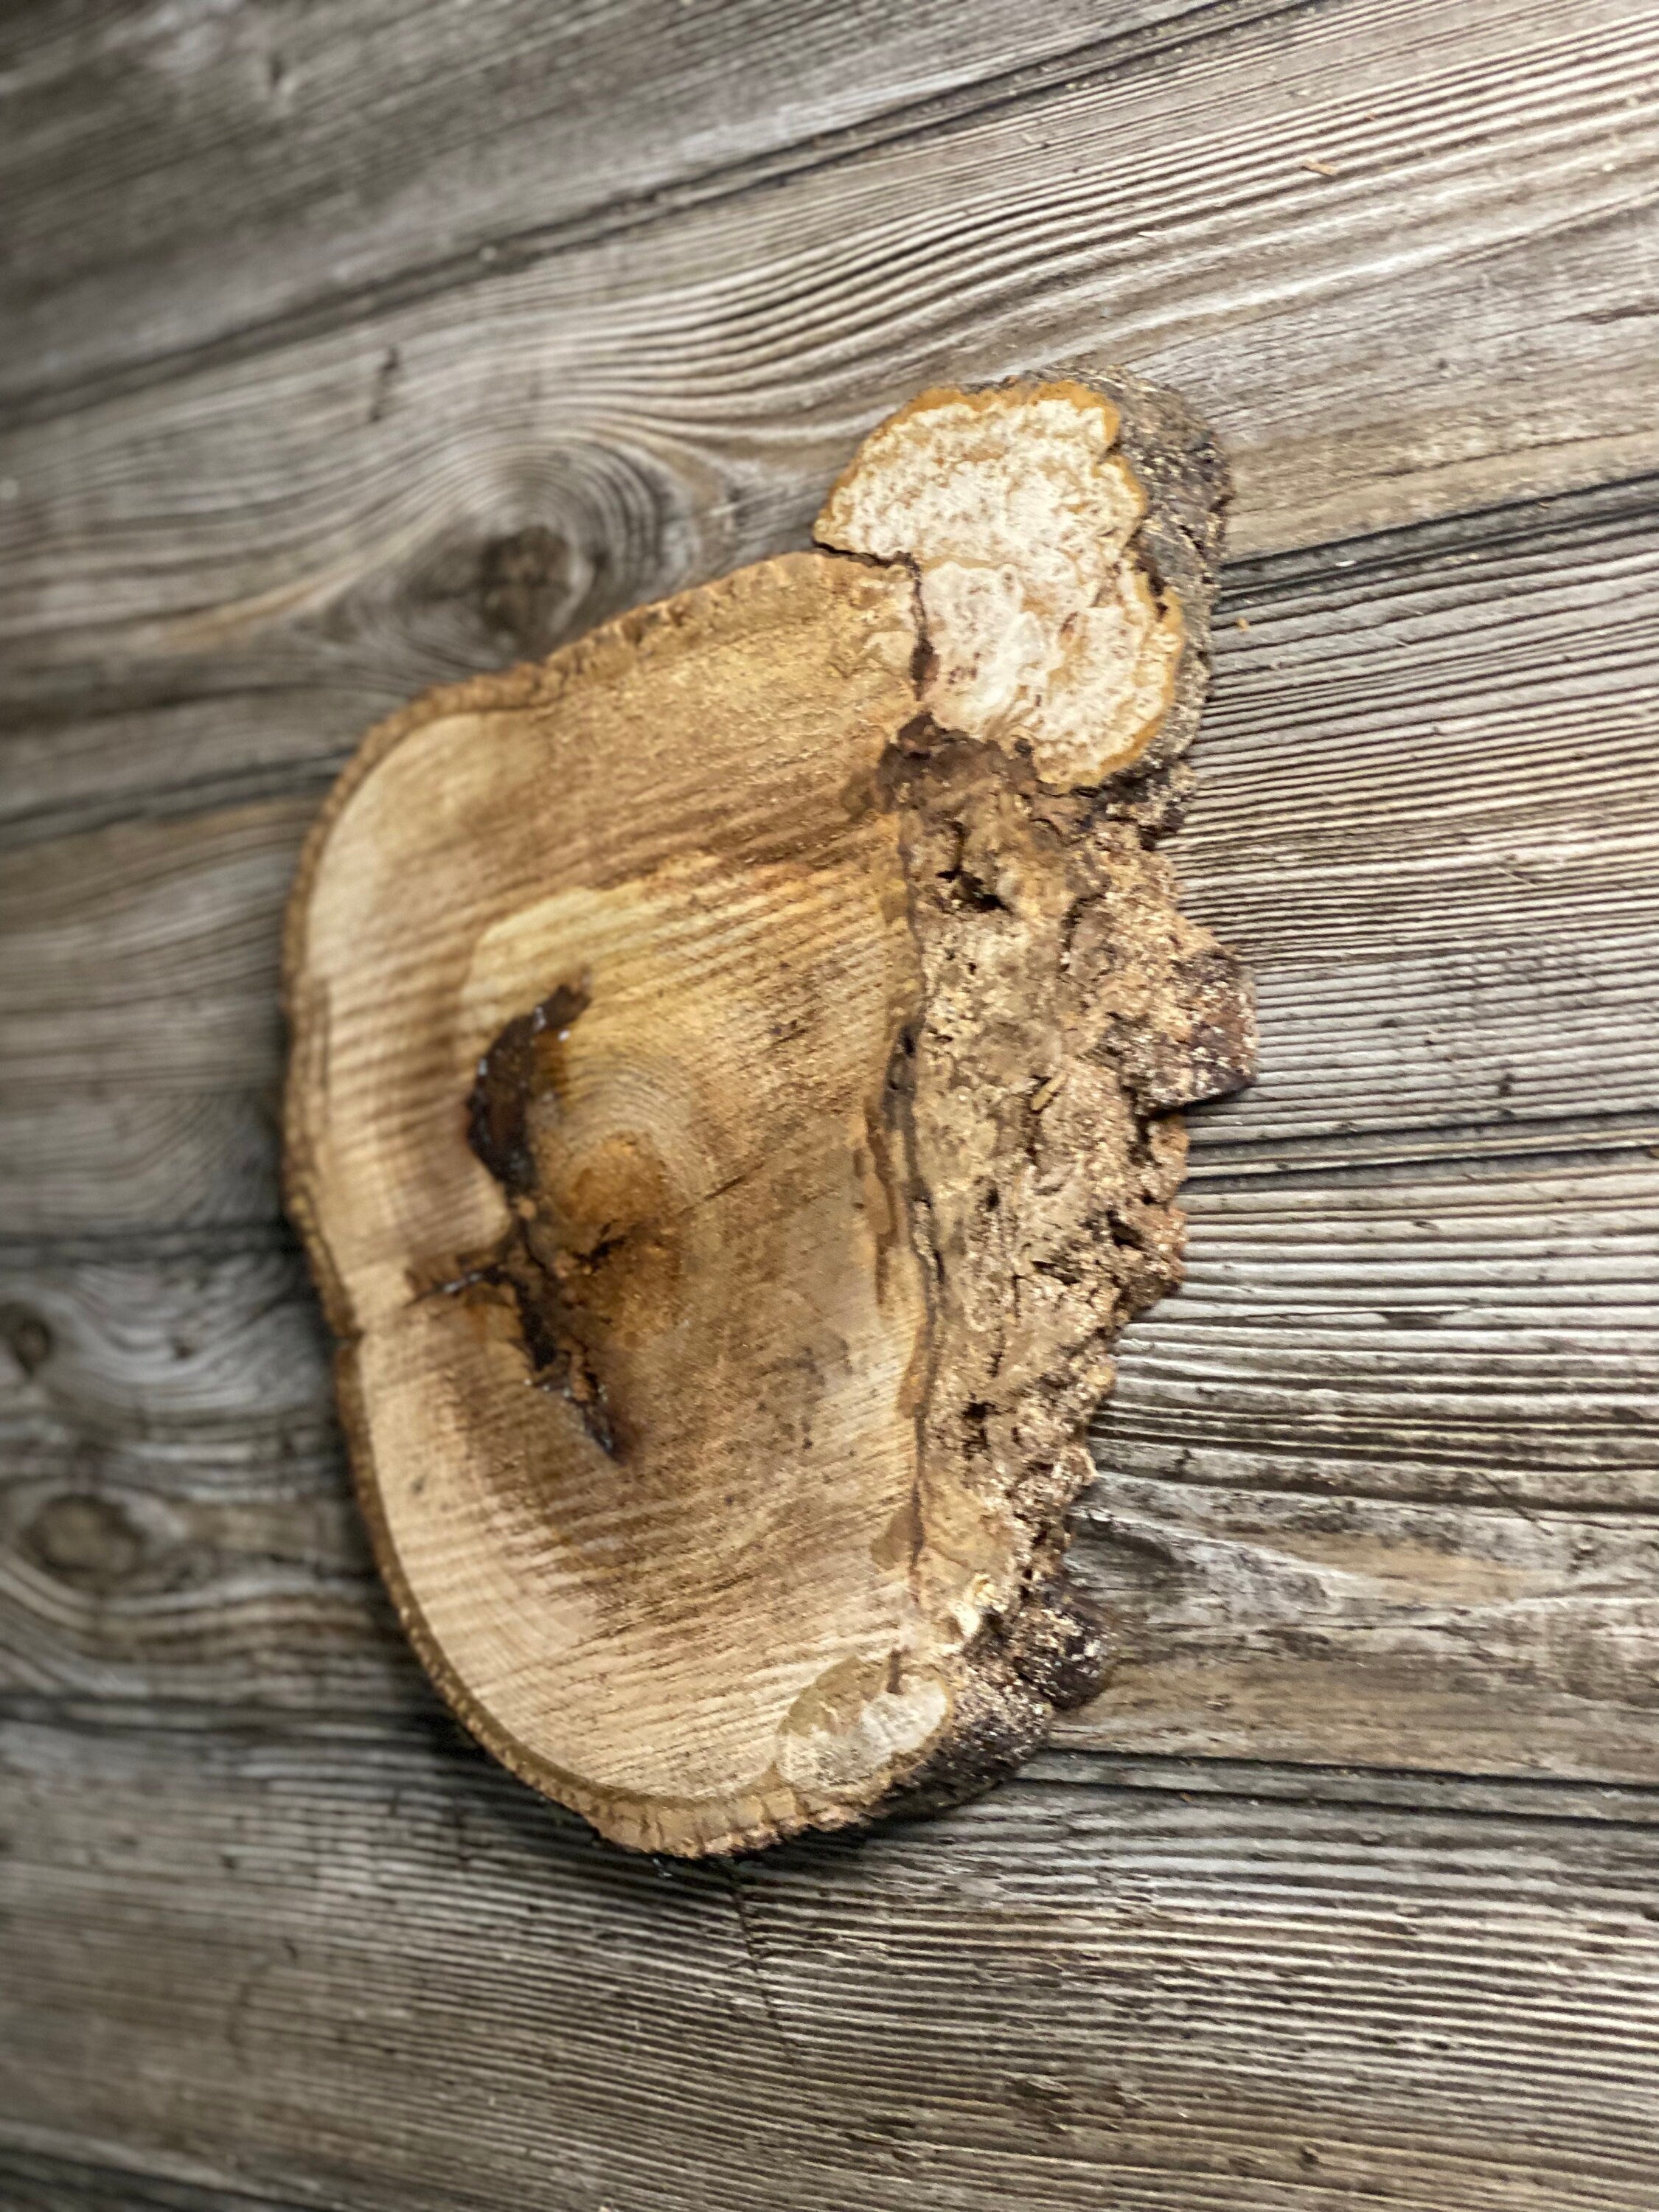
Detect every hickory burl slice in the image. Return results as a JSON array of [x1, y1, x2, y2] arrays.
[[283, 369, 1254, 1857]]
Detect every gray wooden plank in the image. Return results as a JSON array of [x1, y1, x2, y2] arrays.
[[0, 0, 1231, 414], [7, 434, 1658, 867], [1099, 1155, 1659, 1512], [1, 0, 1653, 2192], [0, 1242, 414, 1713], [0, 796, 307, 1101], [0, 1093, 282, 1239], [1152, 475, 1659, 1166], [4, 1712, 1659, 2211], [2, 0, 1655, 815], [4, 1153, 1655, 1783]]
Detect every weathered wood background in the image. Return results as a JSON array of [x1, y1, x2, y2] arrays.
[[3, 1, 1658, 2204]]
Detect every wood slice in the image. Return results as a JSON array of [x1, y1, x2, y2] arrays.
[[283, 365, 1254, 1855]]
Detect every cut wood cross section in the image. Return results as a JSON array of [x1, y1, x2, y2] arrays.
[[282, 364, 1255, 1856]]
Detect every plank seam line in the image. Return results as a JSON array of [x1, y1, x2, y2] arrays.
[[8, 459, 1659, 858], [0, 2135, 353, 2212], [0, 0, 1390, 435], [0, 1225, 303, 1263], [1217, 470, 1659, 591], [6, 1695, 1659, 1826], [1078, 1471, 1659, 1515], [1018, 1757, 1659, 1825], [1185, 1133, 1659, 1187]]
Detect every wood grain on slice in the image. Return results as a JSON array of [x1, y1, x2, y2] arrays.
[[290, 554, 933, 1854], [283, 372, 1251, 1854]]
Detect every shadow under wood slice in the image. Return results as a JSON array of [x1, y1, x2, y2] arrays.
[[282, 369, 1253, 1855]]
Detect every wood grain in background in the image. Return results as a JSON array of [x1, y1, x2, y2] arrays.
[[4, 0, 1658, 851], [2, 0, 1658, 2199], [0, 2150, 327, 2212], [0, 0, 1230, 407], [4, 1717, 1659, 2212]]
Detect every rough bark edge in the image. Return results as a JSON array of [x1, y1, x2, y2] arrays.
[[810, 363, 1247, 1838], [1056, 354, 1231, 815]]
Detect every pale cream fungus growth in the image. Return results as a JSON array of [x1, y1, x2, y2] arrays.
[[816, 380, 1183, 787]]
